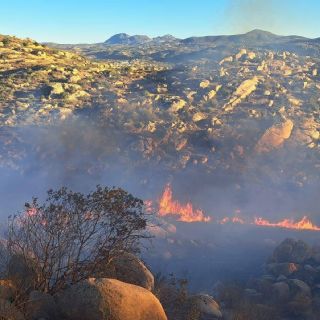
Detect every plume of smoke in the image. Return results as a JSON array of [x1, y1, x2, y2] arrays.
[[225, 0, 277, 34]]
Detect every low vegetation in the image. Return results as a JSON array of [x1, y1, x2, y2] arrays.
[[0, 186, 149, 315]]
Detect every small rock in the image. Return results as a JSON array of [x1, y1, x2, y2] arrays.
[[189, 294, 222, 318]]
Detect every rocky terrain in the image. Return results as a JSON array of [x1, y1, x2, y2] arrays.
[[1, 29, 320, 320], [1, 30, 320, 218], [0, 34, 166, 126], [219, 238, 320, 320]]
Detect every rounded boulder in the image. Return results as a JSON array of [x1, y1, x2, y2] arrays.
[[189, 294, 222, 318], [56, 278, 167, 320]]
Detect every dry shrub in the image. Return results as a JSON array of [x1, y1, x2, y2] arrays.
[[3, 185, 149, 303]]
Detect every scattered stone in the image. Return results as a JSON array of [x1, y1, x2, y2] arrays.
[[192, 112, 208, 122], [170, 99, 186, 112], [49, 82, 64, 95], [199, 80, 210, 88], [255, 119, 294, 153]]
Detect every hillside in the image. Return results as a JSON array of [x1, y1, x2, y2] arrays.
[[0, 34, 166, 126], [0, 31, 320, 220]]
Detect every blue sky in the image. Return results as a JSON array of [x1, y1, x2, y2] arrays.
[[1, 0, 319, 43]]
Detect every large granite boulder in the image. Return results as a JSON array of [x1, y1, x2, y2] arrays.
[[56, 278, 167, 320]]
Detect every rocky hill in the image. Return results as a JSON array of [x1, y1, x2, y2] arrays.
[[0, 34, 166, 126], [0, 31, 320, 219], [51, 29, 320, 62]]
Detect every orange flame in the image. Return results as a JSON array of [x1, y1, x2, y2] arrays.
[[158, 184, 211, 222], [254, 216, 320, 231], [148, 184, 320, 232]]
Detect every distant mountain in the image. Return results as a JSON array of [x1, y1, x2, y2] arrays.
[[105, 33, 151, 45], [152, 34, 177, 43], [44, 29, 320, 62], [182, 29, 308, 46], [104, 33, 179, 46]]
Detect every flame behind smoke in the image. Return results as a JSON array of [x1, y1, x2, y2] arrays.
[[158, 184, 211, 222], [148, 184, 320, 231], [254, 216, 320, 231]]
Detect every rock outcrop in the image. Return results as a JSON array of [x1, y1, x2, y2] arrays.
[[255, 119, 294, 153], [241, 238, 320, 318], [223, 76, 260, 112]]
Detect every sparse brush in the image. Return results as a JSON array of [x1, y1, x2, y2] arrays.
[[2, 185, 150, 307]]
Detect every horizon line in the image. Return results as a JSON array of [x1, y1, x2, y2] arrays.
[[1, 28, 319, 45]]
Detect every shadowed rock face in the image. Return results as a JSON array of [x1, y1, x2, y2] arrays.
[[101, 252, 154, 291], [272, 238, 312, 263], [56, 278, 167, 320], [234, 238, 320, 319]]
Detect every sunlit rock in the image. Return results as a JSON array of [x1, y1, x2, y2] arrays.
[[56, 278, 167, 320], [255, 119, 294, 153]]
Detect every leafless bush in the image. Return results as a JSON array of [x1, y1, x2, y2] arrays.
[[5, 185, 149, 298]]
